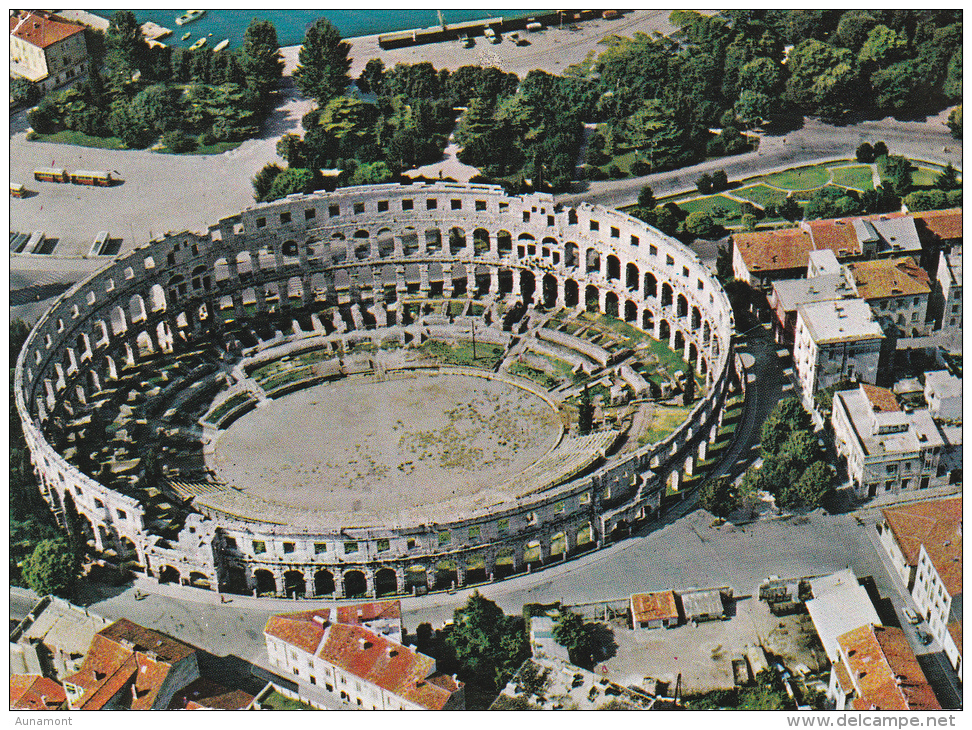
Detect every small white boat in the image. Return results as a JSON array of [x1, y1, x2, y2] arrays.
[[213, 39, 229, 52], [181, 31, 191, 41], [175, 9, 206, 26], [190, 37, 207, 50]]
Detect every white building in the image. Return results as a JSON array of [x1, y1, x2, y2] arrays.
[[10, 10, 89, 92], [845, 257, 931, 337], [877, 498, 962, 681], [924, 369, 961, 422], [263, 602, 464, 710], [832, 383, 946, 499], [935, 247, 962, 335], [793, 298, 884, 400]]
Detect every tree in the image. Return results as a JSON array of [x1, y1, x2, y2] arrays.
[[21, 538, 78, 598], [696, 173, 713, 194], [805, 186, 863, 220], [934, 163, 959, 191], [685, 211, 717, 239], [699, 476, 742, 518], [903, 190, 949, 212], [711, 169, 729, 192], [835, 10, 878, 51], [238, 19, 283, 97], [760, 397, 811, 455], [880, 154, 913, 197], [445, 592, 529, 693], [161, 129, 195, 153], [103, 10, 146, 93], [783, 460, 835, 509], [785, 39, 857, 118], [266, 167, 315, 201], [637, 185, 656, 210], [734, 90, 772, 128], [357, 58, 386, 95], [858, 25, 908, 69], [946, 105, 962, 139], [552, 610, 600, 668], [871, 60, 925, 115], [872, 140, 889, 158], [276, 133, 306, 167], [293, 18, 352, 105], [10, 77, 40, 109], [252, 162, 283, 202], [855, 142, 874, 163], [737, 56, 782, 97], [742, 213, 758, 231]]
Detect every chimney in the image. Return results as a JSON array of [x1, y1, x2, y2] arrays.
[[313, 614, 326, 625]]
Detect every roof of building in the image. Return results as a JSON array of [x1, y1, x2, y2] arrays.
[[859, 383, 900, 413], [678, 589, 725, 619], [772, 273, 853, 313], [835, 387, 944, 457], [10, 674, 66, 710], [318, 623, 459, 710], [10, 10, 84, 49], [881, 498, 962, 595], [839, 625, 940, 711], [924, 369, 962, 402], [335, 600, 401, 626], [734, 226, 814, 275], [847, 257, 931, 300], [808, 248, 841, 275], [264, 609, 331, 655], [64, 619, 197, 710], [938, 246, 963, 289], [630, 591, 680, 624], [806, 584, 881, 663], [848, 216, 921, 255], [797, 298, 884, 345], [10, 595, 111, 663], [915, 208, 962, 241], [168, 678, 255, 710]]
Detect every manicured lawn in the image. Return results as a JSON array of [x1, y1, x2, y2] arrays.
[[910, 166, 943, 188], [733, 184, 790, 209], [30, 130, 127, 150], [678, 194, 745, 222], [829, 165, 874, 191], [640, 405, 692, 445], [759, 165, 831, 191]]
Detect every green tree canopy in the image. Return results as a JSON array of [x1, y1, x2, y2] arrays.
[[445, 592, 529, 694], [294, 18, 352, 105], [552, 610, 600, 669], [699, 476, 743, 519], [785, 39, 857, 118], [239, 18, 283, 96], [103, 10, 147, 92], [685, 211, 717, 238], [22, 538, 78, 598]]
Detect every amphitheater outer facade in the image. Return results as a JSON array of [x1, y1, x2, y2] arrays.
[[16, 182, 738, 600]]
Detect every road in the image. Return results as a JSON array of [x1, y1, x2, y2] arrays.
[[558, 111, 962, 210]]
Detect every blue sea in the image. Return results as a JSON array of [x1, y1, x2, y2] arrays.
[[91, 9, 541, 50]]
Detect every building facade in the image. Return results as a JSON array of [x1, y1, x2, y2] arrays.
[[845, 257, 931, 337], [10, 10, 89, 92]]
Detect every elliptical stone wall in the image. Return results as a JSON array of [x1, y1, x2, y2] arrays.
[[15, 183, 737, 599]]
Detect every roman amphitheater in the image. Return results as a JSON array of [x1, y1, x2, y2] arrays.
[[15, 182, 739, 600]]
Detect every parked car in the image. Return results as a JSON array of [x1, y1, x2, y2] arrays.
[[904, 608, 921, 625]]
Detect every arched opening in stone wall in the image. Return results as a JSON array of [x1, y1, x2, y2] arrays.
[[159, 565, 181, 585], [315, 569, 335, 596], [425, 228, 442, 253], [435, 560, 458, 590], [523, 539, 542, 566], [376, 228, 395, 258], [465, 553, 487, 584], [498, 269, 513, 295], [610, 519, 630, 541], [585, 285, 600, 313], [550, 531, 567, 557], [405, 565, 428, 595], [585, 249, 600, 274], [496, 230, 512, 257], [494, 546, 515, 579], [626, 263, 639, 291], [564, 242, 578, 268], [283, 570, 305, 598], [642, 309, 654, 331], [254, 569, 276, 596], [606, 255, 621, 281], [450, 227, 466, 255], [343, 570, 367, 598], [677, 293, 688, 319], [225, 566, 248, 594], [674, 330, 685, 353], [692, 306, 702, 330], [452, 263, 467, 296], [644, 272, 657, 299], [475, 265, 491, 296], [576, 523, 594, 548], [519, 270, 535, 304], [604, 291, 619, 318], [659, 319, 671, 343], [624, 300, 638, 323], [402, 228, 419, 255], [189, 571, 210, 589], [564, 279, 579, 307], [542, 274, 558, 308], [661, 283, 673, 308], [374, 567, 397, 597], [473, 228, 489, 256]]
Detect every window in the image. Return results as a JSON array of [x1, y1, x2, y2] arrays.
[[952, 304, 960, 313], [527, 512, 537, 525], [407, 537, 417, 549], [476, 200, 487, 211], [610, 226, 620, 238], [426, 198, 437, 209], [253, 540, 266, 554], [698, 279, 705, 291], [377, 538, 390, 552], [256, 217, 266, 228], [886, 464, 898, 474], [377, 200, 389, 212], [438, 531, 451, 545], [682, 266, 689, 277], [401, 198, 413, 211], [344, 541, 358, 554], [649, 244, 658, 256], [314, 542, 326, 554], [913, 297, 920, 306], [116, 508, 127, 520], [353, 202, 365, 214], [225, 536, 237, 549], [590, 220, 599, 231], [451, 199, 462, 210], [554, 501, 565, 514], [280, 212, 291, 224], [305, 208, 316, 220], [547, 215, 555, 226], [468, 525, 480, 540], [310, 676, 317, 685], [666, 254, 675, 266], [631, 235, 639, 247], [498, 518, 509, 534], [523, 211, 530, 222], [579, 492, 591, 505], [329, 204, 340, 217], [283, 541, 295, 554]]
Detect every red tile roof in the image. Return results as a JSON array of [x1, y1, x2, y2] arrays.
[[64, 619, 197, 710], [10, 675, 66, 710], [859, 383, 900, 413], [881, 497, 962, 595], [630, 591, 680, 624], [318, 624, 460, 710], [10, 11, 84, 49], [847, 257, 931, 300], [839, 625, 940, 711], [733, 226, 814, 275], [914, 208, 962, 241], [169, 678, 255, 710], [264, 608, 332, 654], [336, 600, 401, 626]]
